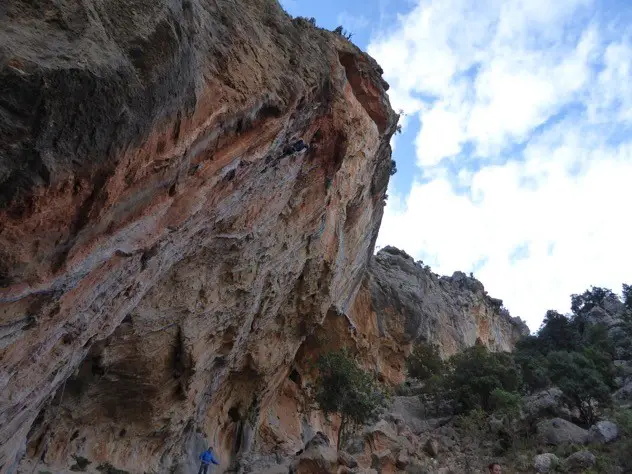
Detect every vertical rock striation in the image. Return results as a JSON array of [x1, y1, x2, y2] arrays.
[[0, 2, 529, 473], [0, 2, 396, 472]]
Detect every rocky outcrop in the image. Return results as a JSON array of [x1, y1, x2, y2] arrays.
[[589, 420, 619, 444], [0, 1, 397, 472], [534, 453, 560, 473], [240, 244, 531, 470], [338, 246, 529, 384], [371, 247, 528, 351], [242, 242, 530, 463], [563, 451, 596, 472], [290, 432, 338, 474], [614, 380, 632, 404], [522, 388, 571, 421], [537, 418, 590, 445], [583, 294, 627, 330]]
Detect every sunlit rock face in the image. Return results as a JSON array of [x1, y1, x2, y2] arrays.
[[363, 247, 530, 365], [0, 1, 396, 472]]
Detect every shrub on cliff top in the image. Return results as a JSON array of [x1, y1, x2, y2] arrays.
[[333, 25, 353, 40], [313, 349, 387, 449], [390, 159, 397, 175]]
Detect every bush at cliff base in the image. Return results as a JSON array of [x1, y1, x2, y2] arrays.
[[313, 349, 387, 449]]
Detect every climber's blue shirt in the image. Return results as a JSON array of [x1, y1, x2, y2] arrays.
[[199, 449, 219, 465]]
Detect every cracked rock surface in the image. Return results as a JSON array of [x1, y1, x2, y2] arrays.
[[0, 2, 396, 472]]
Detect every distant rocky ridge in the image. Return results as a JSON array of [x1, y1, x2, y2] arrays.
[[247, 279, 632, 474], [299, 245, 530, 388], [367, 246, 529, 356]]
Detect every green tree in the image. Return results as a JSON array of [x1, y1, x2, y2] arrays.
[[611, 408, 632, 471], [547, 350, 611, 425], [582, 345, 617, 389], [571, 286, 617, 316], [489, 388, 523, 419], [613, 284, 632, 362], [614, 313, 632, 363], [537, 310, 580, 352], [447, 344, 521, 413], [623, 284, 632, 311], [514, 336, 550, 392], [406, 342, 445, 381], [581, 321, 615, 354], [313, 350, 387, 449], [390, 159, 397, 176]]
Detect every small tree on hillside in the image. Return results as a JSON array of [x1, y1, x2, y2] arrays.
[[623, 284, 632, 311], [313, 349, 387, 449], [613, 284, 632, 363], [514, 336, 550, 392], [547, 350, 611, 425], [571, 286, 617, 316], [537, 310, 580, 352], [615, 313, 632, 364]]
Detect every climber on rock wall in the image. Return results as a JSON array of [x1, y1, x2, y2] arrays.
[[198, 446, 220, 474], [283, 139, 309, 156]]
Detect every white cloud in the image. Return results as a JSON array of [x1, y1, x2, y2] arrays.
[[370, 0, 632, 329], [588, 40, 632, 124], [379, 123, 632, 329], [369, 0, 597, 166], [416, 105, 467, 165]]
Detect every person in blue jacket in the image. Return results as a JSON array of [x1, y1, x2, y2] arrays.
[[198, 446, 220, 474]]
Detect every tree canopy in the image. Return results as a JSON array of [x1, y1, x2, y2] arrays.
[[407, 283, 631, 425]]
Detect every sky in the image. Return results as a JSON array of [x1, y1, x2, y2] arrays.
[[280, 0, 632, 331]]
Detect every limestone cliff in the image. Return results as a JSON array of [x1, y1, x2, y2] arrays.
[[247, 246, 529, 471], [0, 2, 530, 473], [357, 246, 529, 380], [299, 245, 529, 386], [0, 1, 396, 472]]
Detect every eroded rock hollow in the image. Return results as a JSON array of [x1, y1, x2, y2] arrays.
[[0, 1, 396, 472]]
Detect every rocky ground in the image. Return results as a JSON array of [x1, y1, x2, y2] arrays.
[[246, 290, 632, 474], [241, 386, 631, 474]]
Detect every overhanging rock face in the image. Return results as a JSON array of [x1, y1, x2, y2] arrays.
[[0, 2, 396, 472]]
